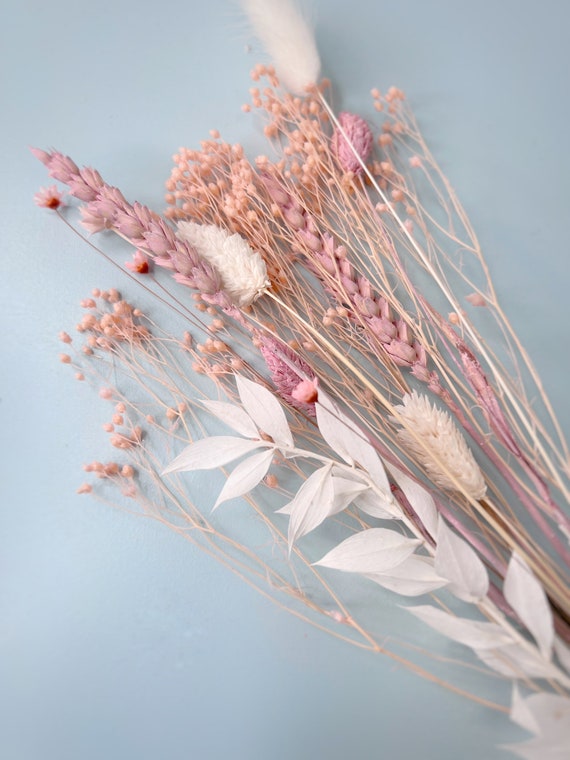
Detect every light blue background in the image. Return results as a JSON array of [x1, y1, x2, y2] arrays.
[[2, 1, 569, 758]]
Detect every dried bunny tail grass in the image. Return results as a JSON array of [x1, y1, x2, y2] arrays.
[[394, 391, 487, 501], [241, 0, 320, 95], [176, 221, 270, 307]]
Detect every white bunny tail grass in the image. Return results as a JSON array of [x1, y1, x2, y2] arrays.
[[241, 0, 320, 95], [177, 221, 270, 308], [394, 391, 487, 501]]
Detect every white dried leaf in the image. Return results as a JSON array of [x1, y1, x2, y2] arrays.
[[163, 436, 267, 474], [513, 692, 570, 739], [503, 690, 570, 759], [330, 477, 369, 512], [510, 684, 541, 735], [501, 739, 570, 760], [386, 464, 438, 538], [278, 475, 366, 518], [504, 552, 554, 658], [434, 516, 489, 602], [501, 740, 570, 760], [201, 400, 260, 439], [213, 448, 275, 509], [475, 643, 563, 681], [364, 556, 448, 597], [554, 636, 570, 674], [354, 488, 399, 520], [314, 528, 420, 575], [236, 374, 293, 448], [279, 464, 334, 547], [406, 605, 513, 649], [316, 393, 391, 496]]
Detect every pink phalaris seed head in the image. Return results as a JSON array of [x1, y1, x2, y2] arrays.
[[67, 167, 104, 202], [76, 483, 93, 495], [331, 112, 373, 175], [30, 146, 51, 165], [59, 353, 71, 364], [34, 185, 63, 210], [259, 336, 317, 417], [42, 150, 80, 183], [125, 250, 150, 274], [59, 331, 72, 344], [121, 465, 135, 478], [80, 204, 109, 234]]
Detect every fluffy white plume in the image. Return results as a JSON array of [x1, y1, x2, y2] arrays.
[[393, 391, 487, 501], [177, 222, 270, 307], [241, 0, 321, 95]]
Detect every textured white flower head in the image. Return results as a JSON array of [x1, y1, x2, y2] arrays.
[[177, 222, 270, 308], [394, 391, 487, 501]]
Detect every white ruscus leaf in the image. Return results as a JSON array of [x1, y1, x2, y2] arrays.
[[355, 488, 400, 520], [314, 528, 420, 574], [364, 556, 448, 597], [278, 464, 334, 548], [235, 374, 293, 448], [201, 400, 260, 438], [504, 552, 554, 658], [386, 464, 438, 538], [315, 393, 391, 496], [434, 516, 489, 602], [503, 687, 570, 759], [163, 437, 268, 474], [406, 606, 513, 649], [476, 643, 564, 681], [554, 636, 570, 674], [510, 685, 541, 735], [213, 448, 275, 509]]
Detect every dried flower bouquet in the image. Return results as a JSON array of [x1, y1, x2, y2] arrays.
[[33, 1, 570, 756]]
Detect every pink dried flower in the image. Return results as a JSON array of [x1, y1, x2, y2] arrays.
[[259, 336, 317, 416], [331, 112, 373, 175], [291, 378, 319, 404], [125, 250, 150, 274], [34, 185, 63, 210]]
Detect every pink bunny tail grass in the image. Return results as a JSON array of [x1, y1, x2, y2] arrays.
[[331, 112, 373, 175]]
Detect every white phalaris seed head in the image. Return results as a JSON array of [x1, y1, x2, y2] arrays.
[[393, 391, 487, 501]]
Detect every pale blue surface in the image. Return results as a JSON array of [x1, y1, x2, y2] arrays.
[[2, 1, 570, 759]]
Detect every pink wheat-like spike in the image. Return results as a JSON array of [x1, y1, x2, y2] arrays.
[[31, 148, 80, 184], [331, 112, 373, 175], [33, 148, 224, 300], [261, 171, 440, 384]]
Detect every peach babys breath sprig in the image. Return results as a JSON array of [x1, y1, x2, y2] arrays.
[[176, 222, 270, 308]]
